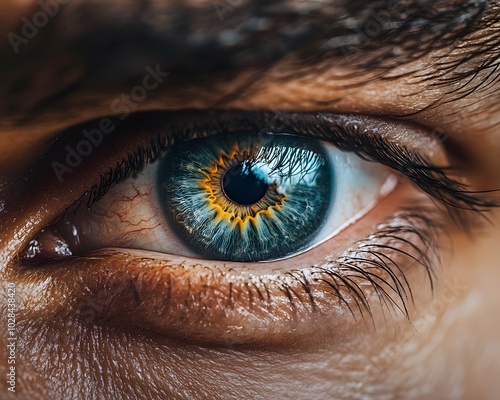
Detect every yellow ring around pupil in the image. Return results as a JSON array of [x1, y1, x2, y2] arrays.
[[199, 148, 286, 228]]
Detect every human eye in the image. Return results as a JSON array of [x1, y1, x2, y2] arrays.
[[29, 114, 394, 262], [18, 110, 494, 344], [2, 0, 500, 397]]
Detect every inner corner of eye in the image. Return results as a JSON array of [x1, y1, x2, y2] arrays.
[[18, 219, 81, 267]]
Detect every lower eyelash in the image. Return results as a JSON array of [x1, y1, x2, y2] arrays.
[[251, 203, 443, 325], [67, 202, 445, 345]]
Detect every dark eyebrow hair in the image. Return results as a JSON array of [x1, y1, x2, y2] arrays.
[[0, 0, 498, 116]]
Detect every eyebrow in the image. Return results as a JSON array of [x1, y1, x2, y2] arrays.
[[0, 0, 498, 115]]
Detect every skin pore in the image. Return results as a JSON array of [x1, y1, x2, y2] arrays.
[[0, 0, 500, 399]]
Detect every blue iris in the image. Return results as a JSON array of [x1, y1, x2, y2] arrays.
[[157, 132, 334, 261]]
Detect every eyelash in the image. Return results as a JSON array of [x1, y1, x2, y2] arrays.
[[83, 110, 498, 221]]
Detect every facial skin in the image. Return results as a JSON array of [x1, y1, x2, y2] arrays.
[[0, 0, 499, 399]]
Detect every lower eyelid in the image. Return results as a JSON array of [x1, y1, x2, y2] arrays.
[[40, 189, 443, 346]]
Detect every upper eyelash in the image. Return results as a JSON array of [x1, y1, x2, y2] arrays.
[[84, 111, 499, 222]]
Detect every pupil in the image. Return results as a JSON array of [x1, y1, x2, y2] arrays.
[[223, 163, 269, 205]]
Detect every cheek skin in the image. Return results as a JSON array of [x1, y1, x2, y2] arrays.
[[370, 213, 500, 399], [7, 219, 498, 400], [16, 320, 367, 399]]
